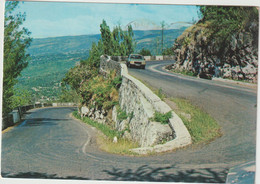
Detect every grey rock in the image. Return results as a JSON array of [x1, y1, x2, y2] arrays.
[[81, 106, 89, 116], [113, 136, 118, 143], [141, 122, 173, 147]]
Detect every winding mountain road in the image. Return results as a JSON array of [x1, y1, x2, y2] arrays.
[[1, 61, 257, 183]]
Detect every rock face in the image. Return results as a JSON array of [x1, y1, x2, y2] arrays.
[[81, 105, 107, 124], [168, 21, 258, 83]]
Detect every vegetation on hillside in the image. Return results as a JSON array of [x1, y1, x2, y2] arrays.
[[62, 20, 135, 106], [3, 2, 32, 116], [15, 26, 186, 103], [162, 47, 175, 55], [63, 20, 138, 153], [138, 48, 152, 56], [169, 6, 258, 82], [15, 52, 85, 102]]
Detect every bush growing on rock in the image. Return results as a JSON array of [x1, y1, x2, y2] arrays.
[[170, 6, 258, 83], [150, 111, 172, 125]]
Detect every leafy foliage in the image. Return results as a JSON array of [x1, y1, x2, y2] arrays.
[[10, 88, 33, 109], [116, 107, 128, 121], [3, 2, 32, 115], [138, 48, 151, 56], [57, 87, 80, 103], [80, 71, 121, 110], [150, 111, 172, 125], [100, 20, 135, 56], [162, 47, 174, 55], [171, 5, 258, 78], [14, 22, 186, 104], [62, 20, 134, 108], [198, 6, 259, 44]]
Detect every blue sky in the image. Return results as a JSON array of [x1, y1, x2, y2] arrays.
[[14, 1, 200, 38]]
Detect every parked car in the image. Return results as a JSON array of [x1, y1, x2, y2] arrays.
[[126, 54, 146, 69]]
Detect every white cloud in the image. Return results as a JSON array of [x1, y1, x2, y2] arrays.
[[20, 2, 199, 38]]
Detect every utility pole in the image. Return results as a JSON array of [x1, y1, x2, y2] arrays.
[[161, 21, 166, 54]]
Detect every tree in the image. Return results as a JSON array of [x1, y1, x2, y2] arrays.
[[139, 48, 151, 56], [100, 20, 135, 56], [62, 20, 135, 106], [196, 6, 259, 62], [123, 25, 135, 56], [198, 6, 259, 44], [10, 88, 33, 109], [162, 47, 174, 55], [100, 20, 113, 55], [3, 2, 32, 116]]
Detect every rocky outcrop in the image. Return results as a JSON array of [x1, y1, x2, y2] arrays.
[[168, 20, 258, 83], [81, 105, 107, 124]]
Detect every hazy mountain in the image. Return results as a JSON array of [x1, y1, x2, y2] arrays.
[[27, 27, 188, 56], [18, 27, 188, 101]]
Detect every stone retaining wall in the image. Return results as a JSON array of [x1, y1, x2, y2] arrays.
[[99, 55, 192, 153], [99, 55, 121, 77], [101, 55, 174, 63]]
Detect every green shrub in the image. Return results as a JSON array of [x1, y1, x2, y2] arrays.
[[150, 111, 172, 125], [117, 110, 128, 121], [78, 70, 121, 110], [138, 48, 152, 56]]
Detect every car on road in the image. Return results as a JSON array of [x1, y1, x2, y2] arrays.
[[126, 54, 146, 69]]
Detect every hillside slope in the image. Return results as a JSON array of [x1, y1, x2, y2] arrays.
[[167, 7, 259, 83], [27, 28, 187, 56], [17, 28, 187, 101]]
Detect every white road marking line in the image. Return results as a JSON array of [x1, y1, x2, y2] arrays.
[[148, 64, 256, 94], [82, 138, 90, 154]]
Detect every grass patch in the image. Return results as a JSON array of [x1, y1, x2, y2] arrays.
[[172, 69, 196, 77], [116, 107, 128, 121], [72, 111, 139, 155], [97, 136, 139, 156], [150, 111, 172, 125], [170, 98, 222, 144], [155, 88, 166, 100], [73, 111, 121, 139]]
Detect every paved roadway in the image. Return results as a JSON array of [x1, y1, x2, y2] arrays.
[[1, 61, 257, 183]]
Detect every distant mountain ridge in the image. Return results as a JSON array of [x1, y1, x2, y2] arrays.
[[27, 34, 101, 56], [19, 27, 188, 101], [28, 27, 188, 56]]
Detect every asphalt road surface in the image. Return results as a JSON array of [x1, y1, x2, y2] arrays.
[[1, 61, 257, 183]]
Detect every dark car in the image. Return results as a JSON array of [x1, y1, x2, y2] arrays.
[[126, 54, 146, 69]]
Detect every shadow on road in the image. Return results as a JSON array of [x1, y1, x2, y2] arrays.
[[23, 118, 70, 127], [1, 172, 89, 180], [103, 165, 228, 183]]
